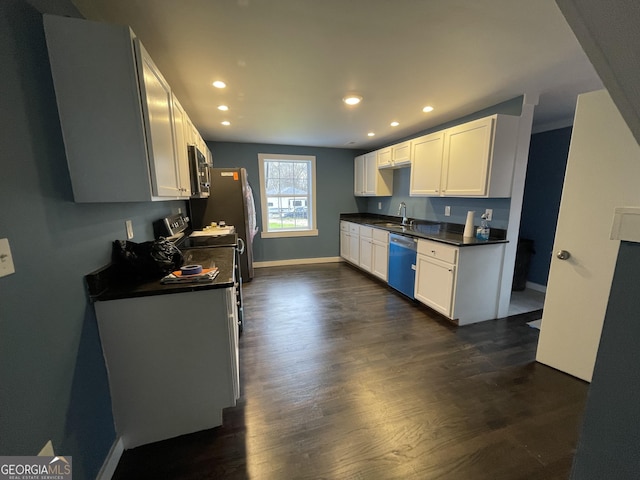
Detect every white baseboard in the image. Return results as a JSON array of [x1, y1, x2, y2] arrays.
[[526, 281, 547, 293], [96, 437, 124, 480], [254, 256, 343, 268]]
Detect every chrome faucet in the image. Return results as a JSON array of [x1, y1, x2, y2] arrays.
[[397, 201, 408, 225]]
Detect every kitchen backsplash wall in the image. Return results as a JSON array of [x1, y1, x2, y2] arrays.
[[0, 1, 188, 478], [358, 168, 512, 229]]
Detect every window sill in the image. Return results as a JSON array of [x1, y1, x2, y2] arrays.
[[261, 229, 319, 239]]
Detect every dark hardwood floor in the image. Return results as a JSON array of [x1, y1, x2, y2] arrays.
[[111, 263, 588, 480]]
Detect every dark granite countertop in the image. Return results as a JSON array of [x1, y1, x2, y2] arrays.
[[86, 246, 236, 302], [340, 213, 508, 247]]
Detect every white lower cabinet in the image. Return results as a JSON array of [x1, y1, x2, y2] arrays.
[[372, 229, 389, 281], [415, 239, 504, 325], [340, 222, 350, 259], [347, 223, 360, 264], [359, 226, 373, 272], [94, 288, 240, 449], [340, 221, 389, 281]]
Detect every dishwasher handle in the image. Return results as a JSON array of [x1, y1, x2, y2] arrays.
[[389, 233, 417, 251]]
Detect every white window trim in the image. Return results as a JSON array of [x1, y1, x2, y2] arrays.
[[258, 153, 318, 238]]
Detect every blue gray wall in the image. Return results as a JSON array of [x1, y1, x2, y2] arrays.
[[208, 142, 360, 262], [571, 241, 640, 479], [519, 127, 571, 286], [0, 1, 188, 478], [359, 96, 524, 230]]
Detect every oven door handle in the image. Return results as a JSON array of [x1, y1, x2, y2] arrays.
[[237, 237, 246, 254]]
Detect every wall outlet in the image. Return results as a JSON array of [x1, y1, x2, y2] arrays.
[[125, 220, 134, 239], [445, 206, 451, 216], [0, 238, 16, 278], [485, 209, 493, 221], [378, 202, 382, 210]]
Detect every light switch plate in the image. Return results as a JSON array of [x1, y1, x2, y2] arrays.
[[125, 220, 134, 240], [445, 206, 451, 216], [0, 238, 15, 278]]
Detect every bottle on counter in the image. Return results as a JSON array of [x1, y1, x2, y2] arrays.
[[476, 214, 490, 240]]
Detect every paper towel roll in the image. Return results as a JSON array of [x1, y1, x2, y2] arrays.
[[463, 211, 475, 238]]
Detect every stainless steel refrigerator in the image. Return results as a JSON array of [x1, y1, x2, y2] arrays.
[[189, 167, 257, 281]]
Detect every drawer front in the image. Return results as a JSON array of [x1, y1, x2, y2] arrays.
[[372, 228, 389, 243], [359, 225, 373, 237], [417, 239, 457, 264], [349, 223, 360, 235], [340, 221, 350, 232]]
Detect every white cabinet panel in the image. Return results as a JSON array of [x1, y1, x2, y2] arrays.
[[415, 254, 455, 316], [410, 132, 445, 196]]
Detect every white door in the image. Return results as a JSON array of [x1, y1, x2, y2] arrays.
[[536, 90, 640, 382]]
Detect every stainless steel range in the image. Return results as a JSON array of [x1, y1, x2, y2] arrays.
[[155, 213, 245, 332]]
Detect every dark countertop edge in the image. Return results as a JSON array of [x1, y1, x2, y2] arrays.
[[339, 213, 509, 247], [85, 247, 236, 302], [90, 278, 235, 302]]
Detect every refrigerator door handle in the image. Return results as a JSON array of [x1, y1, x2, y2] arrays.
[[237, 237, 246, 254]]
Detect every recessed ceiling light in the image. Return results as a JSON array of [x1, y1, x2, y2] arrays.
[[221, 121, 231, 126], [367, 132, 375, 137], [422, 105, 434, 113], [390, 121, 399, 127], [218, 105, 229, 111], [212, 81, 227, 89], [343, 95, 363, 106]]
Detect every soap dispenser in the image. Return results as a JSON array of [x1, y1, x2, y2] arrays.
[[476, 214, 490, 240]]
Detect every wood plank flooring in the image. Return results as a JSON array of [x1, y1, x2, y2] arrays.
[[111, 263, 588, 480]]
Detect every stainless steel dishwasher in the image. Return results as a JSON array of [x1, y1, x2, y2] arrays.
[[388, 233, 417, 298]]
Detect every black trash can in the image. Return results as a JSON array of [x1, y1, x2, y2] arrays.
[[512, 238, 535, 291]]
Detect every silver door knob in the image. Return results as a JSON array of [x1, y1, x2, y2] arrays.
[[556, 250, 571, 260]]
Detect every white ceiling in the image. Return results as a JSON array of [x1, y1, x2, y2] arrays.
[[71, 0, 603, 149]]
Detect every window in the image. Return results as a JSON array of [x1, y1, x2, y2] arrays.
[[258, 153, 318, 238]]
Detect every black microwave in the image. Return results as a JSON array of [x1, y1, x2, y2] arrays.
[[188, 145, 212, 198]]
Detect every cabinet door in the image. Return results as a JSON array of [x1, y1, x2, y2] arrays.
[[372, 241, 389, 281], [136, 41, 180, 197], [410, 132, 445, 196], [414, 254, 455, 317], [359, 237, 373, 272], [377, 147, 392, 168], [441, 116, 494, 196], [171, 94, 191, 197], [392, 141, 411, 167], [354, 155, 365, 196], [225, 287, 240, 400], [340, 231, 350, 259], [348, 233, 360, 264], [364, 152, 377, 194]]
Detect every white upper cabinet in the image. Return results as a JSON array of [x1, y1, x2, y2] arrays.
[[391, 141, 411, 167], [354, 152, 393, 196], [410, 114, 519, 198], [170, 94, 192, 198], [136, 42, 180, 198], [376, 147, 393, 168], [43, 15, 206, 202], [410, 131, 445, 196], [377, 142, 411, 169]]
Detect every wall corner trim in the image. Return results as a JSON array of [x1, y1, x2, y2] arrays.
[[96, 437, 124, 480], [610, 207, 640, 243]]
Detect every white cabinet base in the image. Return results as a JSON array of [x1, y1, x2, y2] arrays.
[[95, 288, 238, 449]]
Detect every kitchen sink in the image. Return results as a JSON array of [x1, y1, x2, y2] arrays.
[[371, 221, 405, 228]]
